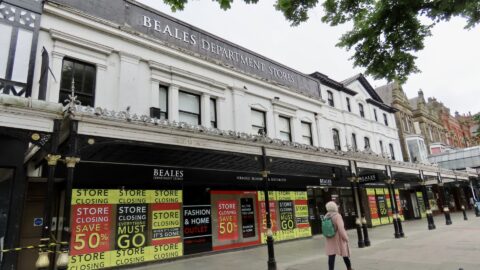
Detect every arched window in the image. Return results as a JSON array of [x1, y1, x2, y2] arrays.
[[364, 137, 370, 150], [332, 129, 341, 150], [351, 133, 357, 151], [389, 143, 395, 160]]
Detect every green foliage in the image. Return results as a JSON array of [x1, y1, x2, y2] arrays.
[[162, 0, 480, 83]]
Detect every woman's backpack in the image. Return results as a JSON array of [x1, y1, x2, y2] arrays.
[[322, 216, 336, 238]]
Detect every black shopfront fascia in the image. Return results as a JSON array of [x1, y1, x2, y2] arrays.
[[72, 161, 349, 191]]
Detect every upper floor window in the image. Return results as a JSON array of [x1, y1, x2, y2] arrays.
[[379, 140, 384, 154], [364, 137, 370, 150], [159, 85, 168, 119], [332, 129, 341, 151], [389, 143, 395, 160], [351, 133, 357, 151], [403, 115, 409, 132], [59, 58, 96, 107], [327, 91, 334, 107], [373, 109, 378, 121], [359, 104, 365, 118], [251, 109, 266, 135], [210, 98, 217, 128], [383, 113, 388, 126], [301, 121, 313, 145], [179, 91, 200, 125], [346, 97, 351, 112], [279, 116, 292, 141]]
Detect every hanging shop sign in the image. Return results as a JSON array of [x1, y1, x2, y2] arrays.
[[69, 189, 182, 270], [183, 205, 212, 255]]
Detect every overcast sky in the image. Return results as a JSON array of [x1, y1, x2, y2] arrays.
[[138, 0, 479, 115]]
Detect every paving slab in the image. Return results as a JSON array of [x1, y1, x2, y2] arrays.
[[131, 211, 480, 270]]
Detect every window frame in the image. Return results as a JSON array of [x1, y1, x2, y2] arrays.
[[158, 84, 168, 120], [59, 57, 96, 107], [210, 98, 217, 128], [383, 113, 389, 126], [301, 121, 313, 145], [346, 97, 351, 112], [364, 137, 370, 150], [179, 90, 201, 125], [279, 115, 292, 141], [251, 108, 267, 135], [389, 143, 395, 160], [351, 133, 357, 151], [327, 91, 334, 107], [374, 109, 378, 122], [332, 128, 341, 151], [379, 140, 384, 154], [359, 103, 365, 118]]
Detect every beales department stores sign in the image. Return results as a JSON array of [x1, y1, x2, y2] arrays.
[[53, 0, 321, 98]]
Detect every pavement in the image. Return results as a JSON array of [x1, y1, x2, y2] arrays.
[[132, 211, 480, 270]]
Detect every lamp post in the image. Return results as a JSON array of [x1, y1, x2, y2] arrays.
[[470, 179, 480, 217], [261, 146, 276, 270], [357, 180, 370, 247], [438, 173, 452, 225], [57, 120, 80, 269], [420, 171, 436, 230], [386, 179, 401, 238], [349, 177, 364, 248]]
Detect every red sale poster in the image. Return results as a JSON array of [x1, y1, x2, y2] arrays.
[[260, 201, 277, 232], [70, 204, 112, 255], [217, 200, 238, 241]]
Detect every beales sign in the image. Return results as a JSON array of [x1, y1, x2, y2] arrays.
[[153, 168, 184, 180], [130, 3, 321, 98], [52, 0, 322, 97], [143, 16, 295, 83]]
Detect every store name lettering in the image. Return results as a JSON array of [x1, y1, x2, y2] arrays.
[[142, 15, 295, 83], [319, 179, 333, 186], [153, 168, 184, 180], [359, 175, 377, 183]]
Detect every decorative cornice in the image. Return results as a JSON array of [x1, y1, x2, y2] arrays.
[[69, 105, 453, 176], [49, 29, 114, 55]]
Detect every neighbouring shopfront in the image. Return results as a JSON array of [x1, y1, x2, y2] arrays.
[[307, 186, 356, 235], [363, 185, 405, 227]]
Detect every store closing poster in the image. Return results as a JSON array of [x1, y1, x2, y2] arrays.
[[69, 189, 182, 270]]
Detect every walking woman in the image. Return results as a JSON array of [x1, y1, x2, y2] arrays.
[[324, 201, 353, 270]]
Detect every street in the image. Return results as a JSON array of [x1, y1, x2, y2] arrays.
[[133, 211, 480, 270]]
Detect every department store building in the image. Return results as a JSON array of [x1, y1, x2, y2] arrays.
[[0, 0, 476, 269]]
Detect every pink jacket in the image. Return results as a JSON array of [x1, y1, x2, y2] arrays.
[[324, 212, 350, 257]]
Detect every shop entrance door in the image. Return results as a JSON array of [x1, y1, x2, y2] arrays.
[[410, 193, 420, 218], [0, 168, 14, 265], [307, 188, 330, 235]]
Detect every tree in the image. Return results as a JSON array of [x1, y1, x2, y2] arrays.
[[162, 0, 480, 83]]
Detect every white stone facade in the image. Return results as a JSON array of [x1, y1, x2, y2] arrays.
[[31, 1, 402, 159]]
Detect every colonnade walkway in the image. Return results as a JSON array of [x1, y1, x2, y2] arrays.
[[134, 211, 480, 270]]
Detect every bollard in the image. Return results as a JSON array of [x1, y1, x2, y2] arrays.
[[461, 205, 468, 220]]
